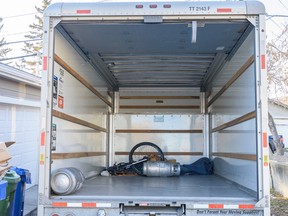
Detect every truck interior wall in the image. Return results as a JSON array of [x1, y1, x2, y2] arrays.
[[114, 114, 204, 164], [51, 30, 111, 177], [208, 30, 257, 191], [118, 88, 201, 114], [115, 88, 204, 164]]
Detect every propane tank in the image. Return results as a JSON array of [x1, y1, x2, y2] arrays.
[[51, 167, 85, 195], [142, 161, 181, 177]]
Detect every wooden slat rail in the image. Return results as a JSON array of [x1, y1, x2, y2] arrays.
[[120, 105, 200, 109], [120, 96, 200, 100], [53, 110, 107, 133], [212, 153, 256, 161], [115, 152, 203, 156], [54, 54, 112, 107], [211, 111, 256, 133], [207, 56, 254, 107], [116, 129, 203, 133], [52, 152, 106, 159]]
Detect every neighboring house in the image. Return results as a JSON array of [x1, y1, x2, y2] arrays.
[[268, 99, 288, 147], [0, 63, 41, 188]]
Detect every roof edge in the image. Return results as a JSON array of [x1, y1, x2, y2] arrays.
[[0, 63, 41, 88], [44, 2, 63, 17], [43, 1, 265, 17], [246, 1, 266, 15], [269, 98, 288, 110]]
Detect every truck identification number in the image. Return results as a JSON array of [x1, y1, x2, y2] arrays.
[[196, 210, 260, 215], [189, 6, 210, 12]]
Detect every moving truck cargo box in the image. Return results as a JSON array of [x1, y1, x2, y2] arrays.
[[39, 1, 270, 215]]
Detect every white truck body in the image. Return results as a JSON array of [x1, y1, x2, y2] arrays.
[[39, 1, 269, 215]]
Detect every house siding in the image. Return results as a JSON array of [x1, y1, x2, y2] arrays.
[[0, 65, 40, 188]]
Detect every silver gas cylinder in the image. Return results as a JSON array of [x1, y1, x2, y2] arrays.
[[51, 167, 85, 195], [142, 161, 181, 177]]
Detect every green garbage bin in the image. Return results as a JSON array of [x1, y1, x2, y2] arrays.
[[0, 170, 20, 216]]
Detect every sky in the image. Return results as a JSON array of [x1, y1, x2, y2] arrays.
[[0, 0, 287, 62]]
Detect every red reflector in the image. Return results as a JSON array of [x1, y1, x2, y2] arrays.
[[217, 8, 232, 13], [163, 4, 171, 8], [43, 56, 47, 70], [40, 131, 45, 146], [209, 204, 224, 209], [136, 5, 143, 9], [82, 202, 97, 208], [150, 4, 157, 8], [263, 132, 267, 148], [261, 55, 266, 69], [239, 204, 254, 209], [51, 214, 59, 216], [52, 202, 67, 207], [76, 9, 91, 14]]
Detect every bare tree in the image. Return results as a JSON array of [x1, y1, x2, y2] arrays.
[[21, 0, 51, 75], [266, 24, 288, 155], [267, 24, 288, 97], [0, 18, 12, 57]]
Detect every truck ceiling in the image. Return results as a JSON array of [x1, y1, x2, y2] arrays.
[[57, 20, 251, 88]]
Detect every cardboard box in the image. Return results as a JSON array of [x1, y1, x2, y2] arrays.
[[0, 164, 11, 177], [0, 142, 11, 163]]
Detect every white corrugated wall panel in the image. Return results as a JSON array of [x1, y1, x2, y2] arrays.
[[0, 73, 40, 188]]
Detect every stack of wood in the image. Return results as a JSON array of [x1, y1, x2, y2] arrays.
[[0, 142, 14, 179]]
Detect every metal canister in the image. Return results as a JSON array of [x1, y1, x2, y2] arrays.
[[51, 167, 85, 195], [143, 161, 181, 177]]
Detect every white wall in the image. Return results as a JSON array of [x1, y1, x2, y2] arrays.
[[0, 67, 41, 189]]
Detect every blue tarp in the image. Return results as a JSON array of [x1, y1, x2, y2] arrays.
[[180, 157, 213, 175]]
